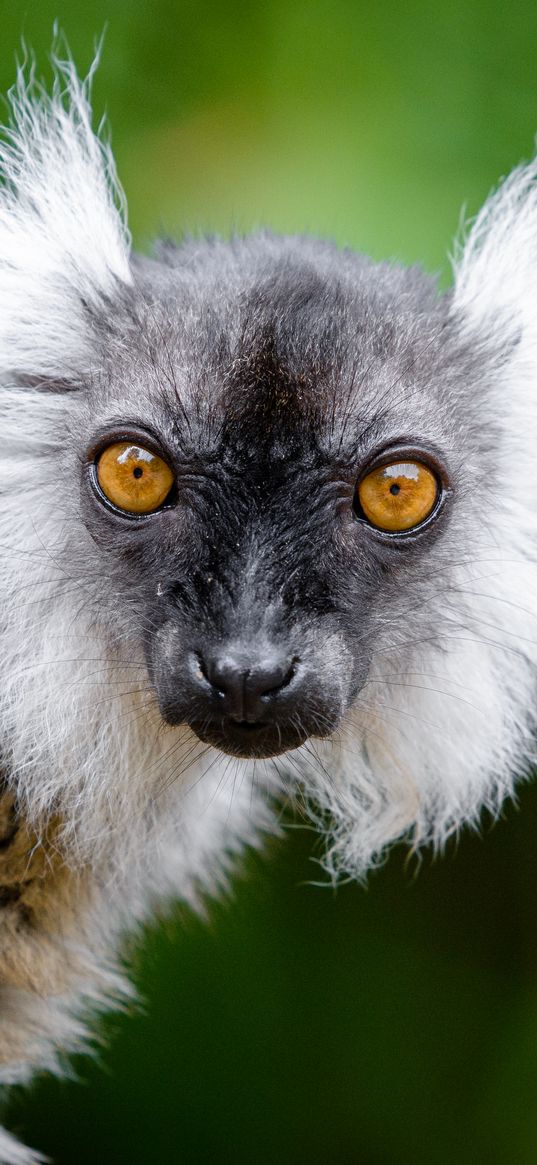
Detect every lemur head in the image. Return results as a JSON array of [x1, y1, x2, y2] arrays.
[[80, 241, 465, 763], [1, 59, 536, 877]]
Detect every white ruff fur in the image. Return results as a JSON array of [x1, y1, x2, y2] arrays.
[[0, 58, 536, 1164]]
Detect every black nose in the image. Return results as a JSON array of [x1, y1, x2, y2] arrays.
[[198, 648, 297, 723]]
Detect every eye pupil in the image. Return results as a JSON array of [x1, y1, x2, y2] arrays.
[[133, 467, 143, 479], [389, 483, 400, 496]]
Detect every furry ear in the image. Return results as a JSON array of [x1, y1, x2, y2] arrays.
[[451, 154, 537, 353], [0, 54, 131, 381]]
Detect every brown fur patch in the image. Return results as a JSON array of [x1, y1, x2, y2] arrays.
[[0, 793, 87, 1022]]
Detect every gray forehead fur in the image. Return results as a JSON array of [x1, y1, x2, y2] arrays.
[[87, 231, 493, 479]]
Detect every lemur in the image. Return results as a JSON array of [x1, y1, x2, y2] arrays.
[[0, 53, 535, 1164]]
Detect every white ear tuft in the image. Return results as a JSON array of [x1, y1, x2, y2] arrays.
[[0, 51, 132, 379], [452, 154, 537, 347]]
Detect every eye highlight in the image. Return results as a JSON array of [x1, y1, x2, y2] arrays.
[[356, 460, 439, 532], [95, 442, 174, 515]]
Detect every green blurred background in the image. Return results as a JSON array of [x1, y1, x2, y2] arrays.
[[2, 0, 537, 1161]]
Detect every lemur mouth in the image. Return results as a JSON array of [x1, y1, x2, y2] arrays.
[[188, 717, 309, 759]]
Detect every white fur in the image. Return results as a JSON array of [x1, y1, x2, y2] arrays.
[[0, 54, 131, 379], [0, 1128, 46, 1165], [0, 55, 537, 1164]]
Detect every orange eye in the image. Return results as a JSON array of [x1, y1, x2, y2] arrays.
[[357, 460, 439, 532], [96, 442, 174, 515]]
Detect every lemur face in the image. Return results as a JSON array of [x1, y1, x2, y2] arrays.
[[76, 238, 493, 760]]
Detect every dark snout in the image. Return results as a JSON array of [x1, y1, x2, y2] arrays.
[[185, 642, 313, 756], [153, 633, 345, 758]]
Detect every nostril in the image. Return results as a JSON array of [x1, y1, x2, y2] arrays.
[[193, 654, 213, 688], [201, 654, 239, 698], [262, 659, 297, 697], [191, 653, 227, 698]]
